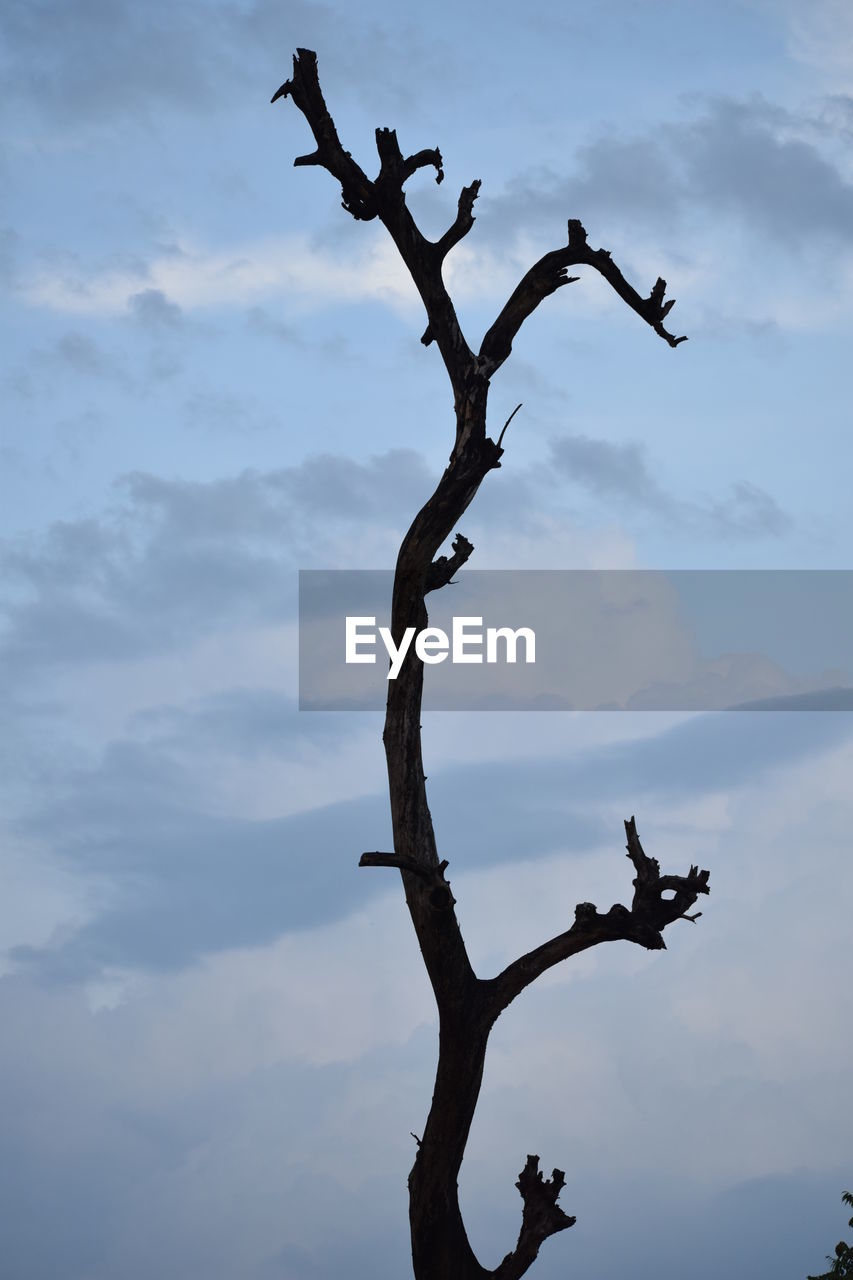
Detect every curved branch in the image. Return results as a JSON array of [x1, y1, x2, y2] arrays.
[[489, 818, 710, 1015], [480, 217, 686, 375], [497, 402, 523, 449], [402, 147, 445, 186]]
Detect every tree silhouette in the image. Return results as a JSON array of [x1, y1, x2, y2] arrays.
[[809, 1193, 853, 1280], [273, 48, 710, 1280]]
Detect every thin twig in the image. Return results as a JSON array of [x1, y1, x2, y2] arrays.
[[497, 403, 523, 449]]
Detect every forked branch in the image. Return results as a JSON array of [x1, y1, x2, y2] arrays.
[[426, 531, 475, 592], [494, 1156, 577, 1280], [489, 818, 710, 1016], [274, 50, 684, 401], [273, 48, 477, 390]]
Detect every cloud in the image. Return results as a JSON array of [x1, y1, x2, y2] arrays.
[[0, 966, 424, 1279], [3, 0, 232, 122], [0, 450, 839, 988], [785, 0, 853, 85], [548, 434, 792, 539], [1, 720, 852, 1277], [669, 97, 853, 246], [0, 451, 436, 671], [245, 305, 303, 346], [182, 389, 276, 437], [468, 93, 853, 345], [0, 439, 794, 702], [549, 433, 670, 509], [51, 331, 115, 375], [476, 95, 853, 305], [4, 331, 132, 398], [9, 698, 852, 984], [22, 93, 852, 342], [16, 230, 526, 324], [2, 0, 457, 135], [246, 304, 351, 358], [18, 232, 425, 317], [706, 480, 791, 538], [127, 288, 185, 328]]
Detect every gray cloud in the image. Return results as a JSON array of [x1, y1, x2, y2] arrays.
[[670, 96, 853, 245], [817, 93, 853, 140], [478, 95, 853, 254], [53, 331, 115, 375], [127, 288, 184, 329], [0, 438, 795, 688], [1, 884, 850, 1278], [549, 434, 670, 509], [0, 450, 436, 669], [549, 434, 792, 539], [6, 331, 132, 396], [3, 0, 229, 121], [707, 480, 791, 538], [2, 0, 457, 132], [7, 716, 604, 979], [246, 305, 351, 359], [182, 389, 276, 437], [10, 701, 850, 983], [245, 305, 301, 346], [131, 688, 353, 756]]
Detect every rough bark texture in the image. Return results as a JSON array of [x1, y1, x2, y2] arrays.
[[274, 49, 708, 1280]]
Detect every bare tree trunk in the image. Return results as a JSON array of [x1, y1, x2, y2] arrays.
[[274, 48, 709, 1280]]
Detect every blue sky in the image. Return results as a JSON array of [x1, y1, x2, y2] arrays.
[[2, 1, 853, 1277]]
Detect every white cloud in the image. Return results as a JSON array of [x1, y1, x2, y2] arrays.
[[786, 0, 853, 86], [19, 233, 424, 317], [17, 227, 613, 327]]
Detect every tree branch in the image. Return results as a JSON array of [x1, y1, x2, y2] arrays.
[[420, 178, 483, 350], [359, 851, 456, 910], [479, 217, 686, 376], [494, 1156, 576, 1280], [402, 147, 445, 186], [625, 815, 710, 929], [497, 403, 523, 449], [271, 49, 377, 221], [274, 48, 476, 392], [436, 179, 482, 260], [426, 531, 475, 592], [489, 818, 710, 1014]]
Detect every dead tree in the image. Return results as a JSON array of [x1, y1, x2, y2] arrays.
[[273, 49, 710, 1280]]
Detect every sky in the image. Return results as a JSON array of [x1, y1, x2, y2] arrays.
[[1, 0, 853, 1277]]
